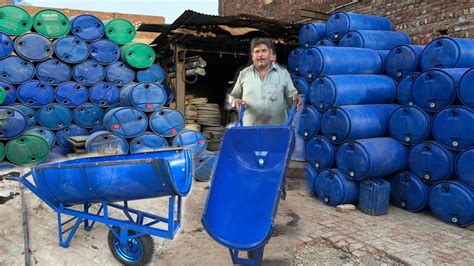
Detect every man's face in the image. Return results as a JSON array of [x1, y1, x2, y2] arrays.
[[252, 44, 273, 70]]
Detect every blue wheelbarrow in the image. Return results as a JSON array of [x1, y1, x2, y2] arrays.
[[202, 103, 296, 265], [1, 148, 192, 265]]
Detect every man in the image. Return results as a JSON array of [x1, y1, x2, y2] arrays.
[[228, 38, 302, 126]]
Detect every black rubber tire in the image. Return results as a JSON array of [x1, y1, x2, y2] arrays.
[[107, 227, 154, 266]]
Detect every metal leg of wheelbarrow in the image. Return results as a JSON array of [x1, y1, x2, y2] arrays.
[[229, 245, 266, 265]]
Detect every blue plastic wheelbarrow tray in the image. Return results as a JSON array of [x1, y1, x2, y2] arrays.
[[2, 148, 192, 265], [202, 103, 296, 265]]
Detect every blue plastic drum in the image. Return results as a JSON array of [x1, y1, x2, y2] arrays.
[[408, 142, 456, 183], [288, 48, 304, 74], [70, 14, 105, 41], [72, 60, 105, 86], [72, 103, 105, 129], [106, 61, 135, 86], [17, 80, 54, 107], [326, 11, 393, 41], [103, 107, 148, 138], [129, 132, 169, 154], [54, 36, 90, 64], [0, 56, 35, 84], [389, 105, 431, 145], [299, 23, 326, 48], [164, 86, 174, 106], [297, 105, 321, 140], [458, 68, 474, 108], [0, 107, 27, 140], [390, 172, 430, 212], [315, 168, 359, 206], [89, 82, 120, 107], [90, 124, 106, 134], [193, 151, 218, 181], [36, 59, 72, 85], [385, 45, 424, 80], [55, 81, 88, 107], [305, 164, 319, 194], [429, 181, 474, 227], [37, 104, 73, 130], [432, 106, 474, 151], [292, 77, 310, 98], [136, 64, 165, 84], [90, 39, 120, 65], [120, 82, 167, 112], [14, 33, 53, 62], [339, 30, 410, 50], [0, 32, 14, 59], [10, 104, 37, 128], [316, 38, 336, 46], [25, 126, 56, 148], [85, 130, 129, 155], [172, 130, 207, 158], [456, 148, 474, 190], [421, 37, 474, 70], [0, 81, 17, 106], [56, 124, 89, 148], [396, 73, 418, 105], [305, 135, 336, 171], [149, 108, 186, 137]]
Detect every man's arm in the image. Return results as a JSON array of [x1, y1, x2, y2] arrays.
[[228, 72, 246, 109]]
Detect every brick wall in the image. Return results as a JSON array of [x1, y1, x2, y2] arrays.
[[219, 0, 474, 44], [0, 2, 164, 43]]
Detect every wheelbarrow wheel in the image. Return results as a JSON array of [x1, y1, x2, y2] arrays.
[[107, 227, 154, 265]]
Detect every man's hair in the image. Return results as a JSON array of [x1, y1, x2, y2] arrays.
[[250, 37, 276, 54]]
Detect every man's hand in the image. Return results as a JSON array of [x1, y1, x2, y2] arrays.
[[234, 99, 247, 110], [293, 95, 302, 111]]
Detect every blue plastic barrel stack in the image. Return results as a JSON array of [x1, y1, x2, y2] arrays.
[[293, 11, 474, 226]]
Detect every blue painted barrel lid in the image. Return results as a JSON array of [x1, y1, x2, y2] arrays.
[[89, 82, 120, 107], [326, 12, 352, 40], [37, 104, 72, 130], [305, 135, 335, 171], [36, 59, 71, 85], [136, 64, 165, 84], [17, 80, 54, 107], [14, 33, 53, 62], [0, 56, 35, 84], [288, 48, 304, 74], [298, 23, 326, 48], [172, 130, 207, 158], [315, 168, 357, 206], [299, 48, 323, 81], [149, 108, 185, 137], [408, 142, 455, 183], [70, 14, 105, 41], [389, 105, 431, 145], [297, 105, 321, 140], [396, 72, 418, 105], [11, 104, 37, 128], [53, 36, 90, 64], [458, 68, 474, 108], [0, 106, 27, 140], [121, 82, 167, 112], [292, 77, 309, 96], [321, 107, 353, 144], [90, 39, 120, 65], [305, 164, 319, 194], [25, 126, 55, 148], [56, 124, 89, 148], [72, 103, 105, 129], [129, 132, 169, 154], [85, 130, 129, 155], [429, 181, 474, 227], [456, 148, 474, 190], [55, 81, 88, 107], [316, 38, 335, 46], [72, 60, 105, 86], [0, 32, 14, 59], [432, 106, 474, 151], [194, 151, 218, 181], [338, 30, 366, 47], [104, 107, 148, 138], [0, 81, 16, 106], [421, 37, 463, 70], [336, 140, 371, 180], [106, 61, 135, 86], [411, 68, 467, 112], [390, 172, 429, 212], [310, 75, 337, 112], [386, 45, 423, 80]]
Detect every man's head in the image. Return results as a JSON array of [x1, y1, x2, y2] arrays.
[[250, 38, 275, 70]]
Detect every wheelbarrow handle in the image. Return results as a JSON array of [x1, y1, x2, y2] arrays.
[[237, 102, 297, 127], [0, 171, 21, 182]]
